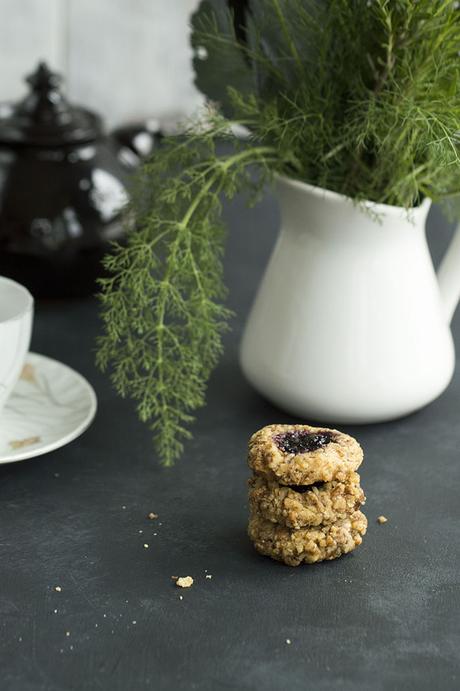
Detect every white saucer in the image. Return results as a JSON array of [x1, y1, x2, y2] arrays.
[[0, 352, 97, 464]]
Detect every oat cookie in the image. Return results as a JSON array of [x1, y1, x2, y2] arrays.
[[248, 424, 363, 486], [249, 471, 365, 529], [248, 510, 367, 566]]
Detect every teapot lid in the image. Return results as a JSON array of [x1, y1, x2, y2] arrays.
[[0, 62, 103, 146]]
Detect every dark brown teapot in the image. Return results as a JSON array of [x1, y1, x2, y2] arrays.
[[0, 62, 136, 298]]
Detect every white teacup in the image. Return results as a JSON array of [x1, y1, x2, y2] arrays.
[[0, 277, 34, 413]]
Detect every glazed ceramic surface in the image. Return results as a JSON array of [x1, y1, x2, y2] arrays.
[[0, 352, 97, 463], [0, 276, 33, 413], [0, 63, 132, 298], [241, 176, 460, 423]]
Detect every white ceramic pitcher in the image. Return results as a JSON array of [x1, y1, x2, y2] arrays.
[[240, 175, 460, 423]]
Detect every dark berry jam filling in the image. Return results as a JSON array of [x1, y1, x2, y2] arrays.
[[285, 480, 326, 494], [274, 430, 335, 455]]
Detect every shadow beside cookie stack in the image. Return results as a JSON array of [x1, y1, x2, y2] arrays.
[[247, 424, 367, 566]]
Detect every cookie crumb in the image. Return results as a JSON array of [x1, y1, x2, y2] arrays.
[[53, 609, 58, 614], [122, 505, 126, 510], [132, 621, 137, 625], [179, 595, 183, 601], [171, 576, 178, 581], [143, 543, 149, 549], [54, 586, 62, 592], [65, 632, 70, 637], [286, 639, 291, 645], [205, 574, 213, 579], [147, 512, 158, 520], [176, 576, 194, 589], [377, 515, 388, 524]]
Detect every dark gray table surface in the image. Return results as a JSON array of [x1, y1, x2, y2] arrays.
[[1, 189, 459, 691]]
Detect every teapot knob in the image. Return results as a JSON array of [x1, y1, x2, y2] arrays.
[[26, 62, 61, 94], [0, 60, 102, 145]]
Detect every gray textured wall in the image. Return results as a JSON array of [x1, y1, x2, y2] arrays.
[[0, 0, 204, 126]]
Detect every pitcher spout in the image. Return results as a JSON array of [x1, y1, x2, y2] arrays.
[[437, 222, 460, 324]]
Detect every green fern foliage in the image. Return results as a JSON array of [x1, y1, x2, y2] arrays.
[[97, 125, 276, 465], [99, 1, 460, 464], [195, 0, 460, 206]]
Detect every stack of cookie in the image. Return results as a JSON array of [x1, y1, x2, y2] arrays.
[[247, 424, 367, 566]]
